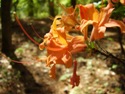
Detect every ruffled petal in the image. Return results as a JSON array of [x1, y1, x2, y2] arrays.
[[62, 51, 73, 68], [105, 19, 125, 33], [79, 4, 99, 21], [90, 24, 106, 41]]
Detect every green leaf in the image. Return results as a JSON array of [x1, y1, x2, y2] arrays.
[[59, 73, 71, 81], [15, 47, 24, 54], [112, 64, 118, 69], [107, 37, 113, 41], [90, 42, 95, 49], [115, 87, 121, 92]]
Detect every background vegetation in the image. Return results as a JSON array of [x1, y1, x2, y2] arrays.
[[0, 0, 101, 19]]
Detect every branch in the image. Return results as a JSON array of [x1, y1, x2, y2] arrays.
[[93, 48, 125, 63], [117, 27, 125, 57]]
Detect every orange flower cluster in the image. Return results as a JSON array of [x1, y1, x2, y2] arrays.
[[14, 0, 125, 88], [39, 9, 87, 79], [39, 0, 125, 88]]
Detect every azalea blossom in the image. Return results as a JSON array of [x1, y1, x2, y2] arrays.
[[39, 15, 87, 78], [59, 4, 79, 31], [79, 0, 125, 41], [79, 0, 114, 41], [15, 0, 125, 88]]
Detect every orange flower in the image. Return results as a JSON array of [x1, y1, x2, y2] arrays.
[[79, 1, 114, 41], [59, 4, 79, 31], [39, 16, 86, 78]]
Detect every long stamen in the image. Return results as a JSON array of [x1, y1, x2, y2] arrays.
[[30, 24, 43, 39], [73, 60, 77, 75], [11, 60, 29, 64], [70, 60, 80, 88], [14, 13, 39, 46], [1, 53, 29, 64]]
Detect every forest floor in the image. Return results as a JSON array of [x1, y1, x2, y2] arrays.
[[0, 18, 125, 94]]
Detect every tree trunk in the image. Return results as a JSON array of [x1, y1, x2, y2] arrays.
[[13, 0, 19, 12], [1, 1, 44, 93], [28, 0, 34, 17], [71, 0, 76, 8], [1, 0, 13, 56], [48, 0, 55, 17]]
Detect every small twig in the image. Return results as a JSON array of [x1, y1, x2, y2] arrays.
[[117, 27, 125, 56], [93, 48, 125, 63], [14, 12, 39, 46], [95, 41, 108, 54], [30, 24, 43, 39], [94, 39, 125, 63]]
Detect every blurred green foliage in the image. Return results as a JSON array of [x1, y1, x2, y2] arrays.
[[10, 0, 101, 19], [94, 0, 125, 20], [111, 3, 125, 20], [12, 0, 49, 18], [0, 0, 124, 19]]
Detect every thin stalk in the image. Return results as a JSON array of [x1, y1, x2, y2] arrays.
[[14, 13, 39, 46], [93, 48, 125, 63], [117, 28, 125, 57], [30, 24, 43, 39], [11, 60, 29, 64], [95, 41, 125, 63]]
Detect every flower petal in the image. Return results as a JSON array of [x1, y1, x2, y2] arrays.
[[79, 4, 99, 21], [98, 4, 114, 26], [39, 42, 45, 50], [105, 19, 125, 33], [62, 51, 73, 68], [90, 24, 106, 41], [68, 36, 87, 53], [80, 20, 94, 40]]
